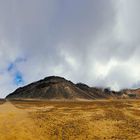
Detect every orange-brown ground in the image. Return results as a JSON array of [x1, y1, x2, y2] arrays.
[[0, 100, 140, 140]]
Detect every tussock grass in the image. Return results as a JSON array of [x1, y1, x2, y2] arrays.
[[1, 100, 140, 139]]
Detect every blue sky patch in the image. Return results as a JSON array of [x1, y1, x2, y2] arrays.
[[14, 71, 24, 86], [6, 57, 26, 86], [7, 63, 15, 72], [7, 57, 26, 72]]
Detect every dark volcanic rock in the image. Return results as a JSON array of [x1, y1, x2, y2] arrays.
[[6, 76, 94, 100], [76, 83, 118, 99], [6, 76, 127, 100]]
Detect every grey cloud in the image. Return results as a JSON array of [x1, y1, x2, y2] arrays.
[[0, 0, 140, 97]]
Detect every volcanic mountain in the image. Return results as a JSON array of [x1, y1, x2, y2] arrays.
[[6, 76, 94, 100], [6, 76, 139, 100]]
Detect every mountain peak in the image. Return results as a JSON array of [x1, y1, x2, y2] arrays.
[[6, 76, 140, 100]]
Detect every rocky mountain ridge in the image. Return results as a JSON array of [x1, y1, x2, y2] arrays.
[[6, 76, 140, 100]]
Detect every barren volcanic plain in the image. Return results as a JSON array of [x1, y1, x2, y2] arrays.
[[0, 99, 140, 140]]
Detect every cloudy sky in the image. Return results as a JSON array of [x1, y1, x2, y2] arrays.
[[0, 0, 140, 97]]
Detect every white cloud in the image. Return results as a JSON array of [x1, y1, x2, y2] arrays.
[[0, 0, 140, 97]]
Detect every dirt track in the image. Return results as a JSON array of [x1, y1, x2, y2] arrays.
[[0, 102, 41, 140]]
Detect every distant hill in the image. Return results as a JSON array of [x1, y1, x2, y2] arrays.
[[6, 76, 140, 100], [121, 88, 140, 98]]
